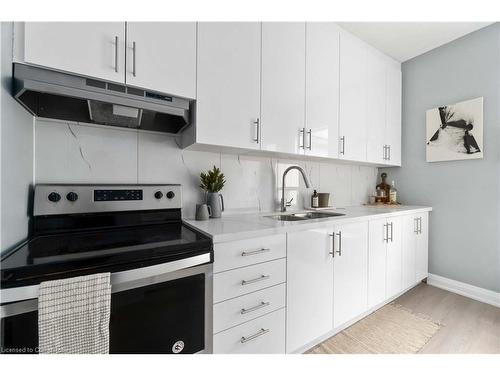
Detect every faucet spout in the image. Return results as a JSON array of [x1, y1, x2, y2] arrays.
[[280, 166, 312, 212]]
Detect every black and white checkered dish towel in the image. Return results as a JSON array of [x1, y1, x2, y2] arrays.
[[38, 273, 111, 354]]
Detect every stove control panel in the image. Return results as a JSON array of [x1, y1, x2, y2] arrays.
[[34, 184, 182, 216], [94, 189, 143, 201]]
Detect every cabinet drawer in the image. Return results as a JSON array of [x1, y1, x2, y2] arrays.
[[213, 308, 285, 354], [213, 258, 286, 303], [214, 234, 286, 273], [213, 283, 286, 333]]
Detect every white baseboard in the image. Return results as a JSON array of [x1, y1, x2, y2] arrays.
[[427, 273, 500, 308]]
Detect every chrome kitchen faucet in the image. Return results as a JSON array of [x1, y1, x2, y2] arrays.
[[280, 166, 312, 212]]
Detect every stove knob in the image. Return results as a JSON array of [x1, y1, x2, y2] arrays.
[[154, 191, 163, 199], [166, 191, 175, 199], [48, 192, 61, 203], [66, 192, 79, 202]]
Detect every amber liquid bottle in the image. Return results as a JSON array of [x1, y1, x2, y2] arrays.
[[376, 173, 391, 203]]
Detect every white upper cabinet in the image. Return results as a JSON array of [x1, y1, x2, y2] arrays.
[[304, 23, 340, 158], [366, 48, 388, 164], [261, 22, 306, 154], [385, 60, 402, 165], [20, 22, 126, 82], [196, 22, 261, 149], [286, 228, 334, 353], [125, 22, 196, 98], [338, 31, 368, 162], [333, 221, 368, 328]]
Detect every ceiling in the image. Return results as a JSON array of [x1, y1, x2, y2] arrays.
[[337, 22, 493, 62]]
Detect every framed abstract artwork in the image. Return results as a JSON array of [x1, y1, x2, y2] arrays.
[[426, 97, 483, 162]]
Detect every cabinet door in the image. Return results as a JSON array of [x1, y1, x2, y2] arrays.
[[261, 22, 306, 154], [126, 22, 196, 97], [386, 216, 403, 298], [338, 32, 367, 162], [401, 215, 417, 290], [368, 218, 387, 309], [196, 22, 261, 149], [305, 22, 340, 158], [286, 228, 334, 353], [333, 221, 368, 328], [365, 48, 387, 164], [22, 22, 126, 82], [416, 213, 429, 281], [385, 60, 402, 166]]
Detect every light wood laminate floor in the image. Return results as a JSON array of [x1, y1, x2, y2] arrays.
[[393, 283, 500, 353]]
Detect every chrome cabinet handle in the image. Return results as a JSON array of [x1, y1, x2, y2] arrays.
[[390, 222, 394, 242], [307, 129, 312, 150], [241, 274, 270, 286], [329, 233, 335, 257], [388, 145, 391, 160], [240, 328, 269, 344], [241, 248, 270, 257], [383, 223, 388, 242], [336, 231, 342, 256], [253, 119, 260, 143], [414, 218, 419, 234], [114, 36, 119, 73], [299, 128, 305, 149], [240, 301, 270, 315], [340, 136, 345, 155], [132, 41, 137, 77], [418, 217, 422, 234]]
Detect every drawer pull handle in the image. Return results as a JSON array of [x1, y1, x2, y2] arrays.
[[241, 275, 270, 285], [241, 248, 271, 257], [240, 301, 270, 315], [240, 328, 270, 344]]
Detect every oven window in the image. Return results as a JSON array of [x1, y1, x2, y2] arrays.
[[109, 274, 205, 354], [1, 309, 38, 354]]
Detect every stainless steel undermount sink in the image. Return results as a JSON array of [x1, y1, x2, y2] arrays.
[[266, 211, 345, 221]]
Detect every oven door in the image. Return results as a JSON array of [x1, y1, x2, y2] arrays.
[[1, 254, 213, 354]]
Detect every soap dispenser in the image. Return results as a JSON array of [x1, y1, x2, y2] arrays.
[[311, 190, 319, 208]]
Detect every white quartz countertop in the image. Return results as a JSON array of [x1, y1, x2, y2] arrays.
[[184, 205, 432, 243]]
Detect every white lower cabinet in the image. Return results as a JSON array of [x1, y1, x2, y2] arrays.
[[213, 210, 429, 353], [368, 217, 388, 308], [416, 213, 429, 281], [286, 228, 334, 353], [213, 258, 286, 303], [213, 308, 286, 354], [333, 221, 369, 328], [402, 215, 417, 289], [402, 212, 429, 287], [386, 217, 403, 298], [368, 216, 404, 309], [212, 236, 287, 353], [213, 283, 285, 334]]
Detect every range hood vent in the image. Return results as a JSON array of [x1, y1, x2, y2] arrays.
[[13, 63, 192, 133]]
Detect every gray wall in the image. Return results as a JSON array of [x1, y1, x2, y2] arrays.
[[382, 23, 500, 292], [0, 22, 34, 252]]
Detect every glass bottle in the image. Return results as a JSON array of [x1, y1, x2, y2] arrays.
[[376, 173, 390, 203], [389, 181, 398, 204]]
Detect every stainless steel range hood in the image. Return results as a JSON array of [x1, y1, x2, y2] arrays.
[[12, 63, 192, 133]]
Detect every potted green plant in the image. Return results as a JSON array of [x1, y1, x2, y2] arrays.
[[200, 166, 226, 218]]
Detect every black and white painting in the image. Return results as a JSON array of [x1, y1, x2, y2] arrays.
[[426, 97, 483, 162]]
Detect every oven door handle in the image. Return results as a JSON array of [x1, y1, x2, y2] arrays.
[[0, 253, 211, 305]]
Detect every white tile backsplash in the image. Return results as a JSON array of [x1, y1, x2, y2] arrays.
[[35, 120, 378, 217]]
